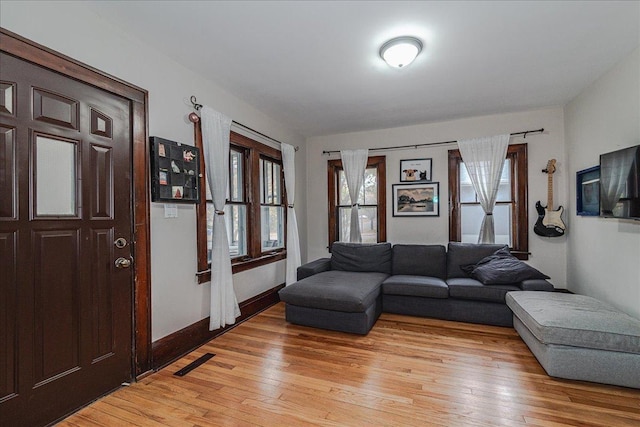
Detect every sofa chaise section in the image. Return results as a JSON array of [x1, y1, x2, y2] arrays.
[[279, 243, 392, 334]]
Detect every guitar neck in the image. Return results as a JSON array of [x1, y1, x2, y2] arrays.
[[547, 172, 554, 210]]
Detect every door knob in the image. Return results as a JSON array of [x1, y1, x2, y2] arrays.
[[115, 257, 132, 269]]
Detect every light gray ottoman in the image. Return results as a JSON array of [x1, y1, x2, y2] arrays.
[[506, 291, 640, 389]]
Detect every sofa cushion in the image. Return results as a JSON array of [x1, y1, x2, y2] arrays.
[[447, 278, 519, 303], [278, 270, 388, 313], [507, 291, 640, 354], [331, 242, 392, 274], [391, 244, 447, 279], [519, 279, 555, 292], [446, 243, 507, 279], [382, 275, 449, 298], [462, 248, 550, 285]]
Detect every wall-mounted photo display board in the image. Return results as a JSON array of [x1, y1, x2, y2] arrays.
[[150, 136, 201, 203]]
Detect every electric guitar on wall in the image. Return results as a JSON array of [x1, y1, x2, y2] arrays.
[[534, 159, 566, 237]]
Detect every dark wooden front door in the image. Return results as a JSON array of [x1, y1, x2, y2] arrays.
[[0, 52, 134, 426]]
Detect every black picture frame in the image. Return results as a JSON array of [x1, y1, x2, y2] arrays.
[[150, 136, 201, 204], [400, 158, 432, 182], [576, 165, 599, 216], [392, 182, 440, 217]]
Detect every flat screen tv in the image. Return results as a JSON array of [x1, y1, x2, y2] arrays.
[[599, 144, 640, 220]]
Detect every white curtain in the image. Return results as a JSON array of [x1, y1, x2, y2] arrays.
[[340, 149, 369, 243], [281, 143, 301, 285], [600, 147, 636, 214], [457, 134, 510, 244], [201, 106, 240, 330]]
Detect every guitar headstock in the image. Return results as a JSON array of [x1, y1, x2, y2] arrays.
[[543, 159, 557, 175]]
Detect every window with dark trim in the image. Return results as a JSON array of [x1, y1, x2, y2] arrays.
[[448, 143, 529, 259], [196, 130, 286, 283], [260, 157, 285, 251], [327, 156, 387, 249]]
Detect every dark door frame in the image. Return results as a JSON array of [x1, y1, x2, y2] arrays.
[[0, 28, 153, 378]]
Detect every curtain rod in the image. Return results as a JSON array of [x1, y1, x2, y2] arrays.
[[321, 128, 545, 155], [189, 95, 298, 151]]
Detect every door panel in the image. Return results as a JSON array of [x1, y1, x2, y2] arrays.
[[0, 125, 16, 219], [90, 227, 115, 362], [90, 108, 113, 139], [32, 88, 79, 130], [0, 231, 17, 402], [0, 82, 16, 116], [0, 51, 134, 426], [89, 144, 114, 219], [32, 229, 81, 385]]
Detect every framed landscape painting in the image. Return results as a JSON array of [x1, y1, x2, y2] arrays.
[[393, 182, 440, 217]]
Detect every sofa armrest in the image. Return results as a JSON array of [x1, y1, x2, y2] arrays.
[[519, 279, 555, 291], [297, 258, 332, 281]]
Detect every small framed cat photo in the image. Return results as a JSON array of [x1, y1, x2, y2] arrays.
[[400, 158, 432, 182]]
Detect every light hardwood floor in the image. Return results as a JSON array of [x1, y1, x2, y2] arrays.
[[59, 303, 639, 426]]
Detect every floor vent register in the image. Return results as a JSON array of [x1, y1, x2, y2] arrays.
[[173, 352, 215, 377]]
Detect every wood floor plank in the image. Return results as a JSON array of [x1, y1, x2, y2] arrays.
[[91, 400, 171, 427], [57, 303, 640, 426]]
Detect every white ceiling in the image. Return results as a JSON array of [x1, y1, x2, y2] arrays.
[[86, 1, 639, 137]]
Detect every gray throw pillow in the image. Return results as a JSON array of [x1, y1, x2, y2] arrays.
[[462, 247, 549, 285]]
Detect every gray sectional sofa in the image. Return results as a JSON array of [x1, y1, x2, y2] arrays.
[[279, 242, 555, 334]]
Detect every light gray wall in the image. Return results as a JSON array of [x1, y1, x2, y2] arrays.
[[564, 47, 640, 319], [1, 1, 308, 341], [306, 107, 568, 288]]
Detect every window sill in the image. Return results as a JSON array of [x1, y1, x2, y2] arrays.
[[511, 251, 530, 261], [196, 250, 287, 284]]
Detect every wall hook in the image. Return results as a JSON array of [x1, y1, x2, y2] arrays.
[[190, 95, 203, 111]]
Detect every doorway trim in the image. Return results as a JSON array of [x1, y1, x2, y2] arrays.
[[0, 28, 153, 377]]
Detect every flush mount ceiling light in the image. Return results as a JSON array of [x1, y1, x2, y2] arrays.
[[379, 36, 423, 68]]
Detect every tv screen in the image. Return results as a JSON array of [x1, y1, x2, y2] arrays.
[[599, 145, 640, 220]]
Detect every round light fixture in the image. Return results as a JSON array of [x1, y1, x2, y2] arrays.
[[379, 36, 423, 68]]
